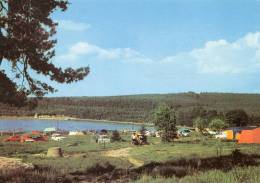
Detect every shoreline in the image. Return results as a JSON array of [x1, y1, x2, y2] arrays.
[[0, 116, 154, 126]]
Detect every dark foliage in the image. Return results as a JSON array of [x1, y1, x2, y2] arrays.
[[0, 166, 75, 183], [153, 104, 177, 142], [139, 125, 147, 144], [0, 0, 89, 106], [111, 130, 121, 142], [0, 71, 26, 106], [225, 109, 249, 127], [70, 150, 260, 183], [100, 129, 108, 134], [71, 162, 119, 183], [133, 150, 260, 180], [1, 150, 258, 183], [1, 93, 260, 126]]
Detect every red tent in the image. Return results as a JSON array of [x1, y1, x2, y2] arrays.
[[238, 128, 260, 144], [4, 135, 21, 142]]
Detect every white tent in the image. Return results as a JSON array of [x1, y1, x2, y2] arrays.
[[44, 127, 57, 133]]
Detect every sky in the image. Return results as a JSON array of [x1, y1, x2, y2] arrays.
[[48, 0, 260, 96]]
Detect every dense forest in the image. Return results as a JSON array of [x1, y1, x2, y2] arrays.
[[1, 92, 260, 126]]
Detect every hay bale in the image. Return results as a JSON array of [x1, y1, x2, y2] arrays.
[[47, 147, 63, 157]]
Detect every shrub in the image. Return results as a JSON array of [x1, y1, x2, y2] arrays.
[[153, 104, 177, 143], [193, 117, 208, 133], [111, 130, 121, 142], [209, 119, 228, 132], [139, 125, 148, 144]]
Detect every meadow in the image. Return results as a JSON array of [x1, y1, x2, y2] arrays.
[[1, 132, 260, 182]]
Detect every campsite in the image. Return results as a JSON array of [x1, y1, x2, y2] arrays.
[[1, 0, 260, 182], [1, 124, 260, 183]]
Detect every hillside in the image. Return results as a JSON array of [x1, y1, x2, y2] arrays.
[[1, 92, 260, 126]]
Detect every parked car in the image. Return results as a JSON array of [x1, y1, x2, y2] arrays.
[[215, 131, 227, 139], [207, 130, 218, 135], [97, 135, 110, 143], [145, 130, 151, 136], [51, 133, 66, 141], [155, 131, 161, 137], [182, 129, 191, 137], [178, 128, 191, 137]]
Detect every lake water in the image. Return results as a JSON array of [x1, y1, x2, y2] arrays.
[[0, 119, 152, 132]]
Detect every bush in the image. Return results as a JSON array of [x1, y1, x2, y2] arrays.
[[225, 109, 249, 127], [0, 166, 75, 183], [111, 130, 121, 142], [139, 125, 148, 144], [209, 119, 228, 132], [153, 104, 177, 143], [193, 117, 208, 133]]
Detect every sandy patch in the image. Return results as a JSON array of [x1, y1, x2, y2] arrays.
[[0, 157, 34, 171], [104, 147, 144, 167]]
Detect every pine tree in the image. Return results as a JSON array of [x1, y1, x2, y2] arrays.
[[153, 104, 177, 143], [0, 0, 89, 106]]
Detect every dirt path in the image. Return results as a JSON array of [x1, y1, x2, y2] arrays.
[[104, 147, 144, 167], [0, 157, 34, 171]]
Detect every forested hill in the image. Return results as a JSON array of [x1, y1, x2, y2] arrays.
[[1, 92, 260, 126]]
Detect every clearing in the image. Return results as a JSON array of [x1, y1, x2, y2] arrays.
[[104, 147, 144, 167], [0, 157, 34, 171]]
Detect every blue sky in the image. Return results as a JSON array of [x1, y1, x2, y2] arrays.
[[49, 0, 260, 96]]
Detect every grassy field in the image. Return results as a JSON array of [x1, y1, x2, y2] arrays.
[[1, 133, 260, 182]]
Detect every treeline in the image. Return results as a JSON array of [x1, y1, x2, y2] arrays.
[[1, 92, 260, 126]]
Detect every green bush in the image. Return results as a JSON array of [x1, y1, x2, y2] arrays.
[[209, 119, 228, 132], [111, 130, 121, 142]]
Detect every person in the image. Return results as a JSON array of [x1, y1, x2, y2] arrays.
[[131, 132, 138, 145], [139, 134, 143, 143]]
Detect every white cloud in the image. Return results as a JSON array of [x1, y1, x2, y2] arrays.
[[241, 32, 260, 48], [57, 32, 260, 75], [189, 32, 260, 74], [57, 20, 91, 31], [161, 32, 260, 74], [57, 42, 152, 63]]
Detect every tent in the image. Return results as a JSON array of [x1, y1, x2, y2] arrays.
[[224, 127, 256, 140], [225, 130, 234, 140], [238, 128, 260, 144], [44, 127, 57, 133], [68, 131, 84, 136]]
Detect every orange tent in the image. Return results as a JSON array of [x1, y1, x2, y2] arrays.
[[31, 130, 41, 135], [224, 127, 256, 141], [225, 130, 233, 140], [238, 128, 260, 144], [235, 132, 241, 141]]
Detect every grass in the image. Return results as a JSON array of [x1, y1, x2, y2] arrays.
[[134, 166, 260, 183], [1, 132, 260, 182], [0, 134, 130, 155], [128, 136, 260, 163], [0, 167, 76, 183], [0, 133, 133, 172]]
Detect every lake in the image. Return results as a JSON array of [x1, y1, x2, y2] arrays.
[[0, 119, 152, 132]]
